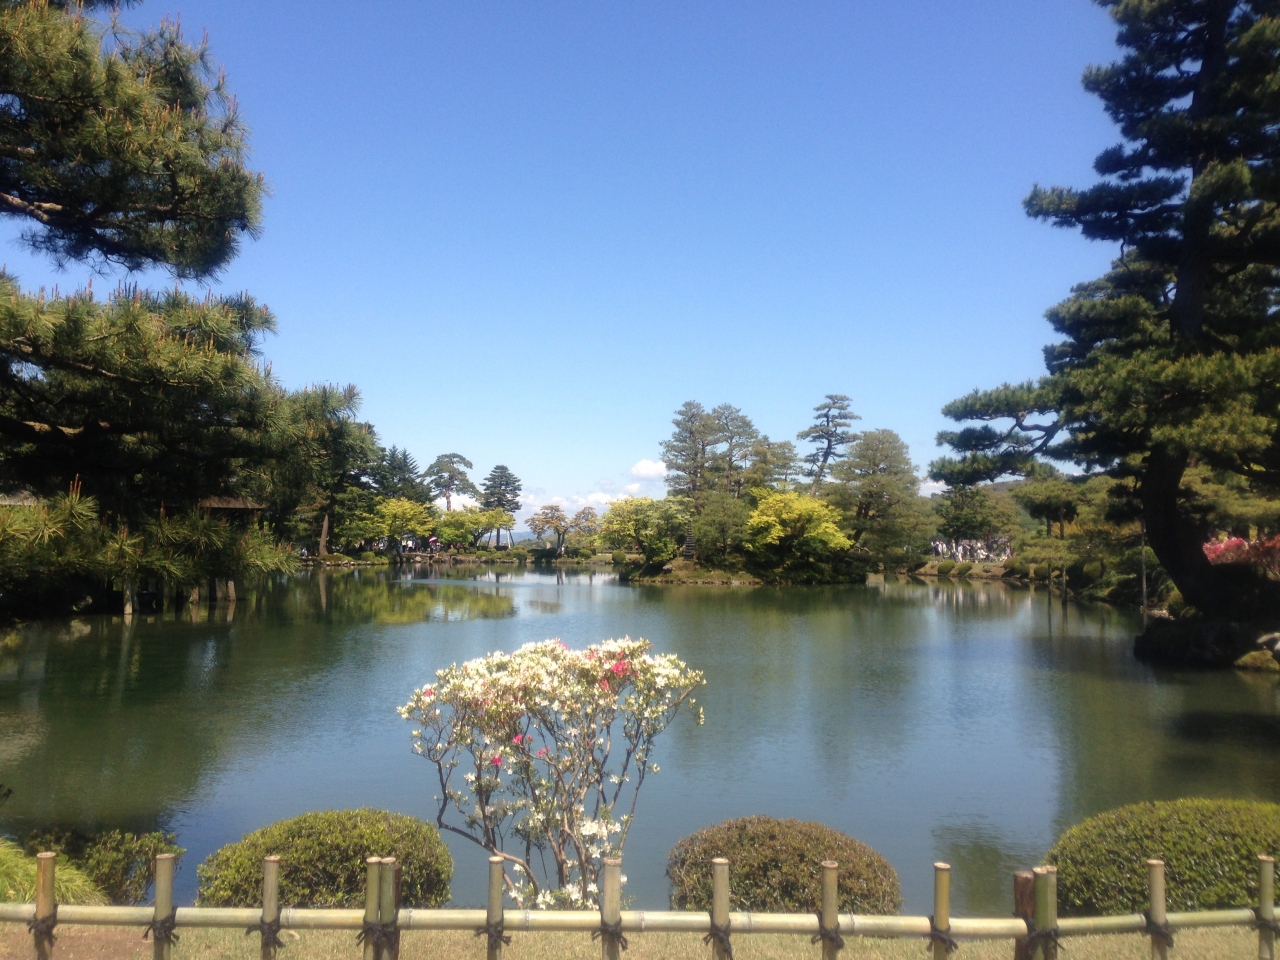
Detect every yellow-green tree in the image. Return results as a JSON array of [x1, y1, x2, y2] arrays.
[[745, 492, 850, 579]]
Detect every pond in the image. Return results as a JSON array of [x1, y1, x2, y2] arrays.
[[2, 566, 1278, 916]]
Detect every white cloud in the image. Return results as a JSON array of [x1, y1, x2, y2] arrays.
[[629, 459, 668, 480], [623, 482, 641, 494]]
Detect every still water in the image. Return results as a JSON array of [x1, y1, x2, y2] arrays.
[[2, 567, 1278, 915]]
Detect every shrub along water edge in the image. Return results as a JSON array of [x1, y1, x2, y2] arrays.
[[196, 809, 452, 908], [1047, 798, 1280, 915], [0, 839, 105, 904], [666, 816, 901, 915], [25, 828, 184, 905]]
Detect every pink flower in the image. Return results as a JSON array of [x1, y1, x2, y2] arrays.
[[599, 678, 611, 690], [491, 756, 502, 766], [536, 747, 548, 757], [611, 661, 629, 676]]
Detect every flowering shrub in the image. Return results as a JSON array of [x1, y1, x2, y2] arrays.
[[399, 637, 704, 907], [1204, 535, 1280, 579]]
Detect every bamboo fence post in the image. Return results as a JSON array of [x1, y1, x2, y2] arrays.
[[362, 857, 382, 960], [34, 851, 56, 960], [711, 858, 731, 960], [1013, 870, 1035, 960], [1259, 855, 1275, 960], [153, 853, 175, 960], [486, 856, 505, 960], [933, 863, 952, 960], [1148, 859, 1169, 960], [820, 860, 840, 960], [601, 857, 623, 960], [1031, 866, 1057, 960], [261, 856, 281, 960], [380, 857, 399, 960]]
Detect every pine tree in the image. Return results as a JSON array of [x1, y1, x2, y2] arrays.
[[661, 402, 720, 500], [426, 454, 480, 511], [481, 465, 522, 547], [797, 395, 860, 493], [932, 0, 1280, 623], [0, 4, 263, 277]]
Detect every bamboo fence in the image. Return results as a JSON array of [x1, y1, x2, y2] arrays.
[[1, 851, 1277, 960]]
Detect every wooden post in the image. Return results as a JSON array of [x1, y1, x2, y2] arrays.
[[261, 856, 281, 960], [820, 861, 840, 960], [379, 857, 399, 960], [153, 853, 175, 960], [34, 851, 56, 960], [933, 863, 952, 960], [1148, 859, 1168, 960], [1260, 855, 1275, 960], [711, 857, 730, 960], [1013, 870, 1035, 960], [601, 857, 623, 960], [1032, 866, 1057, 960], [486, 855, 505, 960], [363, 857, 382, 960]]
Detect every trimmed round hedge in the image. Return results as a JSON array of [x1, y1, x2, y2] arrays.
[[1047, 799, 1280, 915], [197, 809, 452, 908], [667, 816, 901, 914]]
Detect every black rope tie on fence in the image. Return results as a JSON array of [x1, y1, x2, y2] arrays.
[[474, 920, 511, 951], [27, 906, 57, 950], [927, 915, 959, 954], [592, 917, 629, 951], [811, 912, 845, 950], [358, 919, 398, 956], [1020, 924, 1062, 955], [142, 907, 180, 946], [703, 914, 734, 960], [1142, 912, 1174, 951], [246, 916, 286, 950], [1254, 913, 1280, 936]]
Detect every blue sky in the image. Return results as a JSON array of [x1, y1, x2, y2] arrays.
[[2, 1, 1123, 515]]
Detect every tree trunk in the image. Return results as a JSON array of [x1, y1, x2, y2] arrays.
[[318, 508, 331, 556]]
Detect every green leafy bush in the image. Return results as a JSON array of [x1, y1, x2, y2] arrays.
[[953, 562, 974, 578], [1002, 559, 1030, 578], [667, 816, 901, 915], [1046, 799, 1280, 915], [935, 561, 956, 576], [1031, 564, 1050, 581], [509, 549, 528, 562], [611, 550, 627, 566], [26, 829, 184, 904], [1166, 590, 1188, 618], [0, 839, 105, 904], [196, 809, 452, 908]]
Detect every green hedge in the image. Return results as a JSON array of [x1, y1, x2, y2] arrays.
[[935, 561, 955, 576], [197, 809, 452, 908], [666, 816, 901, 914], [953, 562, 974, 578], [1046, 799, 1280, 915], [1002, 559, 1029, 578], [26, 829, 184, 904]]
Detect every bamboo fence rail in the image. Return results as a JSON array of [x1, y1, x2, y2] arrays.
[[1, 850, 1277, 960]]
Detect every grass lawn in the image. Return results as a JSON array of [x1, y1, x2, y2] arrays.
[[0, 924, 1259, 960]]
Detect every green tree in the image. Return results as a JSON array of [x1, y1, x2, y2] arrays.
[[798, 395, 860, 493], [661, 402, 720, 501], [425, 454, 480, 512], [931, 0, 1280, 621], [0, 4, 263, 277], [372, 447, 431, 503], [527, 504, 572, 553], [826, 429, 934, 566], [1012, 466, 1082, 539], [740, 438, 801, 491], [480, 465, 522, 548], [599, 497, 688, 566], [707, 404, 760, 498], [691, 492, 751, 568], [0, 280, 282, 523], [745, 491, 850, 578], [934, 486, 1017, 544]]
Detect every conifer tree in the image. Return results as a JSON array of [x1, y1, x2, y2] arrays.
[[798, 395, 860, 493], [481, 465, 522, 547], [0, 3, 263, 277], [932, 0, 1280, 623], [426, 454, 480, 511], [661, 402, 720, 500]]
